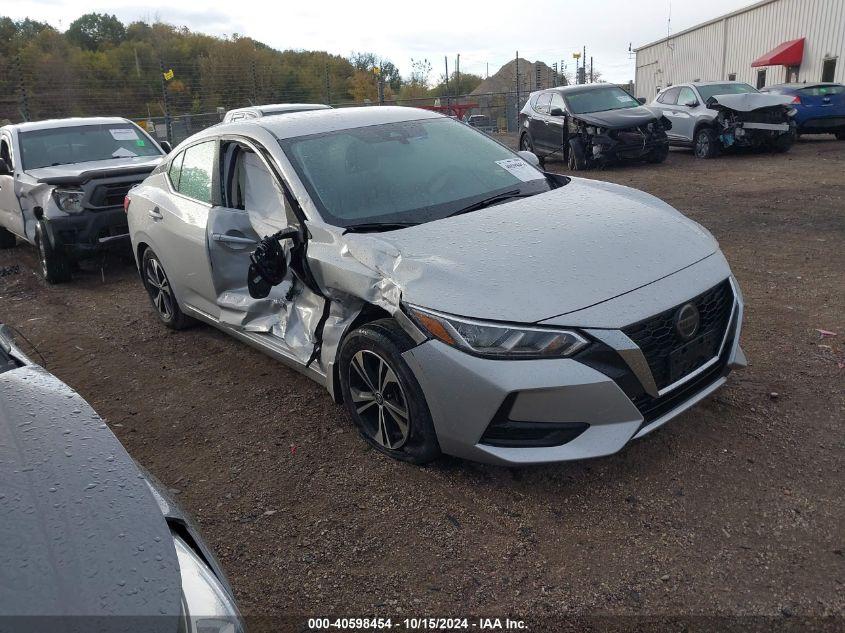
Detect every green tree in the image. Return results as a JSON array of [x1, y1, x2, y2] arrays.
[[430, 71, 483, 97], [66, 13, 125, 51]]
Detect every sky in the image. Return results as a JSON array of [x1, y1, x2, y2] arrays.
[[7, 0, 754, 83]]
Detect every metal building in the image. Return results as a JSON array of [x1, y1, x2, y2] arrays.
[[634, 0, 845, 98]]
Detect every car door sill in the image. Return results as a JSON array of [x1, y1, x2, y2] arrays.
[[182, 304, 328, 385]]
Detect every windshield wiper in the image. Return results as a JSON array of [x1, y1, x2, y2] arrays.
[[447, 189, 533, 218], [343, 221, 419, 234]]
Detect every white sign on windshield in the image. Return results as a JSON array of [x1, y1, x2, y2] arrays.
[[495, 158, 543, 182], [110, 128, 140, 141]]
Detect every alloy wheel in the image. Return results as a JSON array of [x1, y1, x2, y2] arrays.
[[347, 350, 410, 450], [521, 135, 531, 151], [36, 235, 49, 278], [695, 134, 709, 158], [145, 256, 174, 320]]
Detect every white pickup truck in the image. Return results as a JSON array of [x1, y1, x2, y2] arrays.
[[0, 117, 168, 282]]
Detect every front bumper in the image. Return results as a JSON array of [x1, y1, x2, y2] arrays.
[[45, 207, 131, 259], [592, 132, 669, 162], [402, 278, 745, 466]]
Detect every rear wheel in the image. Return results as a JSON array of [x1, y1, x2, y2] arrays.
[[693, 127, 720, 159], [339, 319, 440, 464], [141, 248, 194, 330], [520, 133, 544, 168], [34, 223, 71, 284], [0, 226, 16, 249]]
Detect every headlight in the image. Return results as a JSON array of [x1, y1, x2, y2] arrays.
[[52, 188, 85, 213], [407, 305, 588, 359], [173, 533, 243, 633]]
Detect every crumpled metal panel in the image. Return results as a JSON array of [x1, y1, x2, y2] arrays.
[[708, 92, 793, 112]]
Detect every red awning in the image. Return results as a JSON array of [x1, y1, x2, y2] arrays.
[[751, 38, 805, 67]]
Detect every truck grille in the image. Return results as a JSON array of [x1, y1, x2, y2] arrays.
[[622, 280, 734, 390], [89, 182, 137, 209]]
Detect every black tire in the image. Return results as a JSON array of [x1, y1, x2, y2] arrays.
[[646, 144, 669, 163], [771, 132, 793, 153], [338, 318, 440, 464], [567, 138, 589, 171], [835, 130, 845, 141], [0, 226, 16, 249], [520, 133, 544, 167], [34, 223, 71, 284], [693, 127, 720, 159], [141, 247, 194, 330]]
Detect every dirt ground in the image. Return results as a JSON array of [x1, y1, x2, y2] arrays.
[[1, 137, 843, 631]]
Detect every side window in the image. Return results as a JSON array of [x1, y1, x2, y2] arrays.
[[534, 93, 552, 114], [678, 87, 697, 106], [222, 141, 294, 231], [168, 151, 185, 189], [549, 92, 566, 112], [176, 141, 215, 204], [657, 87, 681, 105], [0, 137, 12, 169]]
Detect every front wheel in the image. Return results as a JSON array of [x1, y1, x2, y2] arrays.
[[34, 223, 71, 284], [141, 248, 194, 330], [693, 127, 720, 159], [567, 138, 589, 170], [338, 319, 440, 464], [771, 132, 793, 153], [646, 144, 669, 163], [0, 226, 16, 249]]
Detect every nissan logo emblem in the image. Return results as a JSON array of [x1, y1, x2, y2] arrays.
[[675, 303, 700, 340]]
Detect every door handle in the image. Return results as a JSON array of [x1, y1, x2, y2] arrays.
[[148, 207, 163, 220], [212, 233, 257, 246]]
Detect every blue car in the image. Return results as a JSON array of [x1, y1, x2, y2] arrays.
[[762, 83, 845, 139]]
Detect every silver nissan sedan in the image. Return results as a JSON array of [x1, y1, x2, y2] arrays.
[[126, 106, 746, 466]]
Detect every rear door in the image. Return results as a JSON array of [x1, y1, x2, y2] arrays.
[[672, 86, 700, 141], [655, 87, 683, 140], [153, 139, 219, 316], [0, 132, 25, 238]]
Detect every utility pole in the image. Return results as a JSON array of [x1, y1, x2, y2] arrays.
[[515, 51, 520, 105], [444, 56, 449, 107], [590, 56, 593, 83], [251, 60, 258, 104], [159, 59, 172, 144], [455, 53, 460, 100], [324, 61, 331, 104], [15, 55, 30, 122]]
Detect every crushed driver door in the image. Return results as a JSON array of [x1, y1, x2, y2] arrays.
[[206, 139, 326, 367]]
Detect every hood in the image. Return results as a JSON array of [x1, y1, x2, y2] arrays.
[[0, 364, 182, 627], [26, 155, 162, 185], [348, 178, 718, 323], [573, 106, 660, 129], [707, 92, 794, 112]]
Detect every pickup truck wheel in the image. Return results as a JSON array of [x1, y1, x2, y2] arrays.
[[141, 248, 194, 330], [693, 128, 720, 159], [567, 138, 589, 170], [0, 226, 16, 249], [34, 223, 71, 284], [339, 318, 440, 465]]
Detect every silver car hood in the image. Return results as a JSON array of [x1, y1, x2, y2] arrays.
[[708, 92, 793, 111], [343, 178, 718, 323], [25, 155, 163, 181]]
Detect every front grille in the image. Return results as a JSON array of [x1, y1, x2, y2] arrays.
[[740, 108, 787, 124], [632, 312, 738, 425], [623, 280, 734, 390], [89, 182, 137, 208]]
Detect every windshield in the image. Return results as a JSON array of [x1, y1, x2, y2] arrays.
[[280, 117, 550, 228], [564, 87, 640, 114], [697, 83, 757, 101], [20, 123, 162, 170]]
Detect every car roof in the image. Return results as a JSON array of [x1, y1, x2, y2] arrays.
[[210, 106, 445, 141], [1, 116, 132, 132], [765, 82, 842, 90], [228, 103, 331, 115], [541, 84, 628, 96]]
